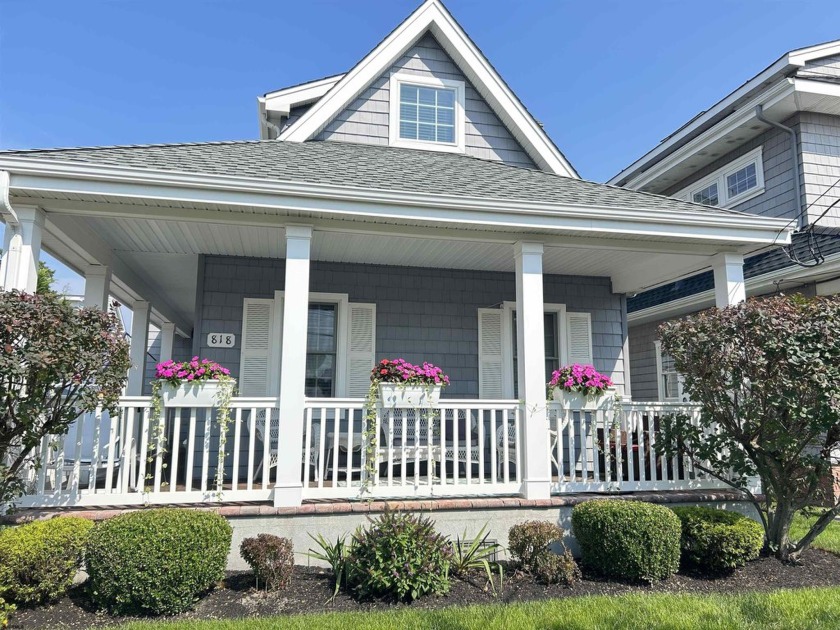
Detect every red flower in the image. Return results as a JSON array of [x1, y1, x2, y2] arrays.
[[380, 369, 388, 374], [381, 359, 390, 364]]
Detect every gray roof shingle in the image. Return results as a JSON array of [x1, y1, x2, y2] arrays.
[[0, 140, 744, 216]]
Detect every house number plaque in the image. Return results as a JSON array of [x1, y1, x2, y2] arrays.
[[207, 333, 235, 348]]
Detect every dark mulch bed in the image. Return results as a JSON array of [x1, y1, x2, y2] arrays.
[[13, 549, 840, 629]]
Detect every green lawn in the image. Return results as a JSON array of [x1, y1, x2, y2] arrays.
[[790, 511, 840, 555], [119, 588, 840, 630]]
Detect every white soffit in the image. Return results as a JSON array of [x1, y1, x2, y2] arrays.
[[278, 0, 577, 177]]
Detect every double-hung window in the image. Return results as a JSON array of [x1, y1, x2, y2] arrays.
[[389, 73, 465, 152], [511, 312, 561, 398], [677, 147, 764, 208], [655, 340, 685, 402], [306, 304, 338, 397]]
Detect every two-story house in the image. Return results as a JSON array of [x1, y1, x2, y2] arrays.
[[0, 1, 789, 545], [610, 41, 840, 403]]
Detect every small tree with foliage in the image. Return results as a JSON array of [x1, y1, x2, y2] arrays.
[[0, 290, 130, 507], [657, 294, 840, 562]]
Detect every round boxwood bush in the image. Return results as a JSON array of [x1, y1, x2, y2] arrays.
[[572, 499, 681, 583], [671, 506, 764, 573], [85, 508, 232, 615], [0, 516, 93, 605], [347, 511, 452, 601]]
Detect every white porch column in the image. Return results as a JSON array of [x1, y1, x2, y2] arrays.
[[82, 264, 112, 309], [0, 205, 45, 293], [712, 253, 746, 307], [159, 322, 176, 363], [515, 241, 551, 500], [274, 225, 313, 507], [127, 300, 151, 396]]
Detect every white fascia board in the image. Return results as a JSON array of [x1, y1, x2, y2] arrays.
[[263, 74, 344, 113], [1, 157, 793, 246], [628, 251, 840, 325], [278, 0, 577, 178], [619, 80, 795, 192]]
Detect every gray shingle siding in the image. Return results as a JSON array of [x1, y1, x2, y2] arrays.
[[142, 325, 193, 395], [800, 112, 840, 228], [628, 320, 660, 402], [196, 255, 626, 398], [315, 33, 537, 169], [662, 115, 801, 221]]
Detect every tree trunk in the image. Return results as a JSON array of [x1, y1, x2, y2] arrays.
[[767, 499, 797, 561]]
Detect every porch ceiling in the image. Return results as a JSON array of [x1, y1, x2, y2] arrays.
[[52, 212, 738, 305]]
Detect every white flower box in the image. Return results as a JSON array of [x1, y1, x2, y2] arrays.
[[552, 387, 614, 411], [161, 379, 231, 407], [378, 383, 442, 408]]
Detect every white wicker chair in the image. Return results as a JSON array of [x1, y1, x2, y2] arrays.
[[380, 409, 479, 473], [496, 423, 559, 478], [254, 410, 322, 482]]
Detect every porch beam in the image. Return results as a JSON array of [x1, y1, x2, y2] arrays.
[[1, 205, 44, 293], [514, 241, 551, 500], [712, 252, 746, 307], [274, 225, 313, 507], [30, 198, 750, 257], [127, 300, 150, 396], [82, 264, 112, 310]]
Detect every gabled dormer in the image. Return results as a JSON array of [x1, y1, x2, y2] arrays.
[[257, 0, 577, 177]]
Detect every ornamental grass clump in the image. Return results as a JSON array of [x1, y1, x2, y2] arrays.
[[85, 508, 232, 616], [0, 517, 93, 605], [548, 364, 613, 396], [671, 506, 764, 573], [572, 500, 681, 583], [347, 511, 452, 601]]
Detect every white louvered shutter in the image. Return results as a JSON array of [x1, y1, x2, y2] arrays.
[[346, 303, 376, 398], [566, 312, 593, 366], [239, 298, 275, 397], [478, 308, 504, 399]]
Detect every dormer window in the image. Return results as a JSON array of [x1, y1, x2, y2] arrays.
[[389, 73, 465, 152], [676, 147, 765, 208]]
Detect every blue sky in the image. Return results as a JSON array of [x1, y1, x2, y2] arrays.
[[2, 0, 840, 291]]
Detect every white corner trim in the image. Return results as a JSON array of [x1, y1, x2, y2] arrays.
[[388, 73, 466, 153], [278, 0, 578, 177]]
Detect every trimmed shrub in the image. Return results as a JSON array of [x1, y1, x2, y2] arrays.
[[348, 511, 452, 601], [533, 548, 581, 586], [572, 500, 681, 583], [85, 508, 232, 615], [0, 517, 93, 605], [508, 520, 579, 585], [671, 507, 764, 573], [508, 520, 565, 572], [240, 534, 294, 590]]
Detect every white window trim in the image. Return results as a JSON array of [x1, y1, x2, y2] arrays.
[[274, 291, 350, 397], [676, 147, 765, 209], [501, 301, 567, 398], [388, 72, 466, 153], [654, 340, 683, 402]]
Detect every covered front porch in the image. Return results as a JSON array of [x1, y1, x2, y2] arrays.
[[0, 148, 790, 509]]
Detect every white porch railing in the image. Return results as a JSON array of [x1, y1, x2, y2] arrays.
[[301, 398, 522, 500], [547, 401, 725, 493], [13, 397, 728, 509]]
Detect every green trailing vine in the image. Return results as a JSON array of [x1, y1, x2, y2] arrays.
[[149, 358, 235, 498], [360, 359, 451, 497]]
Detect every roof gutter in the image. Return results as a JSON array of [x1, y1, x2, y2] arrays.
[[755, 104, 803, 228], [0, 170, 19, 227]]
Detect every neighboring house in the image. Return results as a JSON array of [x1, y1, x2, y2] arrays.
[[0, 0, 789, 525], [609, 41, 840, 403]]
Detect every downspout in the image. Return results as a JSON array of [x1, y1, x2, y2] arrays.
[[0, 170, 20, 290], [755, 104, 804, 229]]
